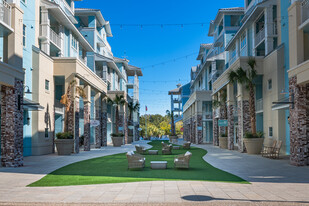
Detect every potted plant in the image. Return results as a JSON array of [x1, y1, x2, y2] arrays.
[[55, 132, 74, 155], [128, 101, 140, 144], [219, 133, 228, 149], [111, 133, 125, 147], [108, 95, 126, 146], [243, 132, 264, 154]]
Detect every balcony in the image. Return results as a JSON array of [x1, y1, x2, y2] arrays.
[[54, 99, 64, 114], [49, 0, 74, 17], [173, 98, 181, 103], [203, 112, 213, 121], [39, 25, 61, 49], [0, 0, 13, 36], [255, 27, 265, 47], [256, 98, 263, 113], [302, 0, 309, 25], [127, 79, 134, 89], [96, 30, 106, 47]]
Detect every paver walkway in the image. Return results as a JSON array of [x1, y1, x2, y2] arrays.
[[0, 141, 308, 205]]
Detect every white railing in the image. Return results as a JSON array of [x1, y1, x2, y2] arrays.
[[0, 0, 11, 27], [203, 112, 213, 120], [229, 55, 237, 65], [49, 27, 61, 48], [302, 0, 309, 24], [51, 0, 74, 16], [240, 45, 247, 56], [54, 100, 64, 114], [255, 27, 265, 47], [256, 98, 263, 112]]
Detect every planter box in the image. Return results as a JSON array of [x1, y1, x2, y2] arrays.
[[128, 136, 133, 144], [112, 136, 123, 147], [219, 137, 228, 149], [55, 139, 74, 155], [244, 138, 264, 154]]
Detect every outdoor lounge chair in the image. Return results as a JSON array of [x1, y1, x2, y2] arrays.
[[135, 145, 147, 154], [269, 140, 282, 159], [162, 142, 169, 149], [261, 140, 277, 158], [183, 142, 191, 150], [162, 144, 173, 155], [174, 151, 192, 169], [126, 151, 145, 169]]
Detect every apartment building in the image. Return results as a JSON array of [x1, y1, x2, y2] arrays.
[[0, 0, 142, 167], [183, 8, 244, 144], [212, 0, 292, 154]]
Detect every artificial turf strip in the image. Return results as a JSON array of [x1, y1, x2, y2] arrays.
[[28, 141, 248, 187]]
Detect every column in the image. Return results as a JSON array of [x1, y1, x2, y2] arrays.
[[95, 93, 102, 148], [212, 95, 219, 146], [74, 88, 80, 154], [101, 98, 108, 146], [237, 83, 251, 152], [83, 85, 91, 151], [196, 101, 203, 144], [227, 83, 234, 150], [59, 25, 64, 57], [40, 7, 50, 55], [0, 80, 24, 167], [289, 76, 309, 166]]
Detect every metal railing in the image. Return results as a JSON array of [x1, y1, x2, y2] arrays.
[[255, 27, 265, 47], [54, 100, 64, 114], [302, 0, 309, 24], [0, 0, 11, 27], [203, 112, 213, 120], [256, 98, 263, 113], [50, 0, 74, 16]]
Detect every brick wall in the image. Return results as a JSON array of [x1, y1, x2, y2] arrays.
[[84, 102, 91, 151], [228, 104, 234, 150]]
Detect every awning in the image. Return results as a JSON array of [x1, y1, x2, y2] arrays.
[[23, 98, 45, 111], [272, 97, 293, 111]]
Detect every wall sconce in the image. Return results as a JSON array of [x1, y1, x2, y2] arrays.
[[24, 86, 32, 94]]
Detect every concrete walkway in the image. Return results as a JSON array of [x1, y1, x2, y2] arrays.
[[0, 141, 308, 205]]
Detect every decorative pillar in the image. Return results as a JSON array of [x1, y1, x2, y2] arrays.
[[289, 76, 309, 166], [237, 100, 251, 152], [74, 95, 80, 153], [119, 111, 125, 144], [1, 80, 24, 167], [227, 83, 235, 150], [196, 114, 203, 144], [102, 98, 107, 146], [213, 114, 219, 146], [95, 93, 102, 148], [83, 85, 91, 151]]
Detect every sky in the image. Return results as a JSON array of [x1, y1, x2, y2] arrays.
[[76, 0, 243, 115]]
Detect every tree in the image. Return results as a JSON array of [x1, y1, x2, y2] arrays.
[[166, 110, 176, 136], [107, 95, 126, 134], [128, 102, 140, 124], [228, 57, 257, 134], [60, 79, 86, 133]]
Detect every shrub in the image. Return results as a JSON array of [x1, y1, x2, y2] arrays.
[[244, 132, 264, 139], [220, 133, 228, 137], [56, 132, 73, 139], [111, 133, 125, 137]]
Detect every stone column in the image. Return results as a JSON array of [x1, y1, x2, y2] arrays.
[[40, 7, 50, 55], [227, 83, 235, 150], [74, 95, 80, 153], [213, 114, 219, 146], [95, 93, 102, 148], [102, 98, 107, 146], [196, 115, 203, 144], [237, 100, 251, 152], [83, 85, 91, 151], [119, 111, 125, 144], [0, 80, 24, 167], [289, 76, 309, 166]]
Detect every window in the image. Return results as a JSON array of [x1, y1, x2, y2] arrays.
[[23, 24, 26, 47], [268, 79, 272, 90], [71, 35, 78, 50], [45, 80, 49, 91], [269, 127, 273, 137]]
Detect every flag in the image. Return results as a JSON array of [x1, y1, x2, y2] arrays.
[[145, 106, 148, 112]]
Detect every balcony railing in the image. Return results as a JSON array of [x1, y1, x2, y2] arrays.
[[0, 0, 11, 27], [50, 27, 61, 48], [256, 98, 263, 113], [302, 0, 309, 24], [54, 100, 64, 114], [203, 112, 213, 121], [255, 27, 265, 47], [50, 0, 74, 16]]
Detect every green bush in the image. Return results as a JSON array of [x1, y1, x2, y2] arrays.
[[111, 133, 125, 137], [244, 132, 264, 139], [56, 132, 73, 139], [220, 133, 228, 137]]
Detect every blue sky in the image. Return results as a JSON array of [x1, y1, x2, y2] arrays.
[[76, 0, 243, 115]]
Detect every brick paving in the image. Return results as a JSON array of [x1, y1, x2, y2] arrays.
[[0, 141, 309, 205]]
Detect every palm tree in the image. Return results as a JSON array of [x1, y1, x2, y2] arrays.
[[212, 89, 227, 134], [60, 79, 86, 133], [128, 102, 140, 124], [166, 110, 176, 136], [107, 95, 126, 134], [228, 57, 257, 134]]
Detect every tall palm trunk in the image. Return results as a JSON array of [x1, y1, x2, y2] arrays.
[[249, 83, 256, 134], [115, 106, 119, 134]]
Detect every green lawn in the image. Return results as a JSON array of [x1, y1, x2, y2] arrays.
[[29, 141, 248, 187]]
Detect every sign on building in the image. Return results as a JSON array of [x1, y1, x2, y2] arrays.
[[218, 119, 228, 127]]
